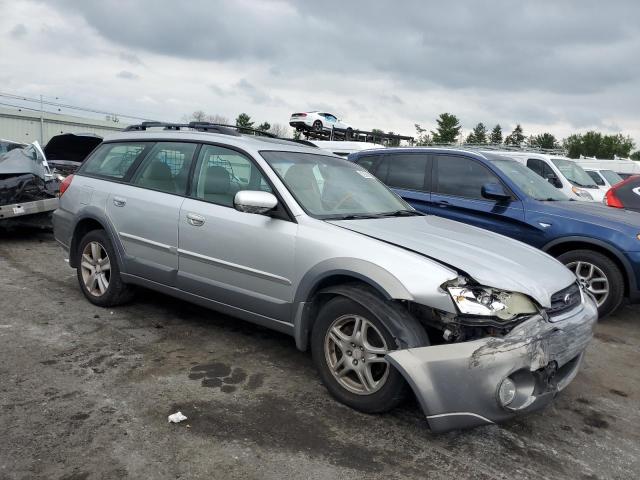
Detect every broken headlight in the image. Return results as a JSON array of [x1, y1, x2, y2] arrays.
[[447, 286, 538, 321]]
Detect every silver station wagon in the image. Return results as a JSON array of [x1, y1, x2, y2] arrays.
[[53, 122, 598, 432]]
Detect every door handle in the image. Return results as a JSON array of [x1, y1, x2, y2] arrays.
[[436, 200, 450, 207], [186, 213, 205, 227], [113, 197, 126, 207]]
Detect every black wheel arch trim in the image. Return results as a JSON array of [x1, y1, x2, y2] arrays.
[[69, 209, 127, 272], [542, 236, 637, 295]]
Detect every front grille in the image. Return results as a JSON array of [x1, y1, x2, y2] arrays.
[[547, 283, 582, 318]]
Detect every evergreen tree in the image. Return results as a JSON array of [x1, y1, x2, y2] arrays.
[[466, 122, 488, 144], [257, 122, 271, 132], [489, 124, 503, 144], [431, 113, 461, 144], [235, 113, 254, 133], [504, 124, 525, 146]]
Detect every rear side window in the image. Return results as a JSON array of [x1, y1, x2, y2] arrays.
[[434, 155, 502, 199], [354, 155, 379, 173], [82, 142, 148, 179], [377, 154, 430, 191], [130, 142, 197, 195]]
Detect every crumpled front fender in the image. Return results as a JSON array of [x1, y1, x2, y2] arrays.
[[386, 296, 598, 432]]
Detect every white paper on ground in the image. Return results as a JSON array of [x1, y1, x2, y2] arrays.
[[168, 411, 187, 423]]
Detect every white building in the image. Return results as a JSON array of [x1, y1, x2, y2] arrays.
[[0, 106, 126, 144]]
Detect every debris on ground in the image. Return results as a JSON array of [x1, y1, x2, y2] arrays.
[[168, 411, 188, 424]]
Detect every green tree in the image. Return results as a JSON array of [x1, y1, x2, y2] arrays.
[[257, 122, 271, 132], [235, 113, 254, 133], [371, 128, 385, 143], [631, 151, 640, 161], [489, 124, 503, 144], [466, 122, 488, 144], [563, 131, 635, 158], [431, 113, 461, 144], [387, 131, 400, 147], [504, 124, 525, 146], [414, 124, 432, 146], [529, 133, 558, 149]]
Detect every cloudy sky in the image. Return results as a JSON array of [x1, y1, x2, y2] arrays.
[[1, 0, 639, 144]]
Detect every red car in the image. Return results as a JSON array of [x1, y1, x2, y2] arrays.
[[604, 175, 640, 212]]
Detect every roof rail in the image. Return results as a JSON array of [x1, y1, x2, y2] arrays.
[[123, 121, 288, 138], [122, 121, 322, 148]]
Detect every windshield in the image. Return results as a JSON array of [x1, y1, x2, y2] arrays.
[[551, 158, 598, 188], [261, 151, 412, 218], [600, 169, 623, 186], [491, 159, 569, 201]]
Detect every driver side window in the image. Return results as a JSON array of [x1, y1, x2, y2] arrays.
[[191, 145, 271, 207]]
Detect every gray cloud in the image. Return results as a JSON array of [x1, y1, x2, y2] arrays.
[[8, 0, 640, 143], [10, 24, 27, 38], [118, 52, 143, 65], [116, 70, 139, 80]]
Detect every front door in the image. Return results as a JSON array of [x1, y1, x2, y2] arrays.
[[430, 154, 531, 243], [177, 144, 297, 323]]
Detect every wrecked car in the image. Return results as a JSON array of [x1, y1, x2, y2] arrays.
[[52, 122, 598, 432], [44, 133, 102, 178], [0, 141, 59, 227]]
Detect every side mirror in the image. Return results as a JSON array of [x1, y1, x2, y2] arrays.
[[234, 190, 278, 214], [481, 182, 511, 201]]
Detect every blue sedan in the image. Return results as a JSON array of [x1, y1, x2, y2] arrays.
[[349, 147, 640, 317]]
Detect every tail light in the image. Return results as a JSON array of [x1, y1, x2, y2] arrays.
[[604, 187, 624, 208], [59, 174, 74, 196]]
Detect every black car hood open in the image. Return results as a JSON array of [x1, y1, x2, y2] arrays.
[[44, 133, 102, 162]]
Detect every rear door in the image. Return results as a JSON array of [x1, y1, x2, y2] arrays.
[[431, 154, 529, 242], [357, 153, 432, 213], [102, 141, 197, 285]]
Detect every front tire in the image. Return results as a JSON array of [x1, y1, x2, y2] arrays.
[[311, 286, 429, 413], [557, 249, 624, 318], [76, 230, 134, 307]]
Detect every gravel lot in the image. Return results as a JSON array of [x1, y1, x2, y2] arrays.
[[1, 228, 639, 480]]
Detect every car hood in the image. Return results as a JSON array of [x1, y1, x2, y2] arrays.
[[44, 133, 102, 162], [533, 200, 640, 228], [328, 215, 575, 308]]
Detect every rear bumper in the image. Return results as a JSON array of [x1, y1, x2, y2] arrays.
[[52, 207, 73, 251], [0, 197, 58, 220], [289, 120, 313, 129], [386, 295, 598, 432]]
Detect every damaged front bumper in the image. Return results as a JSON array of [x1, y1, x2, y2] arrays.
[[386, 295, 598, 432]]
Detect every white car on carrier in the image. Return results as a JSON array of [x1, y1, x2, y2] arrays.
[[289, 111, 353, 138]]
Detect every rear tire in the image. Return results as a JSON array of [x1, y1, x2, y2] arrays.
[[76, 229, 134, 307], [557, 249, 624, 318], [311, 285, 429, 413], [313, 120, 323, 132]]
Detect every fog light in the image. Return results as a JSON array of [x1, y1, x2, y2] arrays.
[[498, 377, 517, 406]]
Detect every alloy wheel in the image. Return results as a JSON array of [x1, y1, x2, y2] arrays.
[[80, 241, 111, 297], [566, 260, 609, 307], [324, 314, 390, 395]]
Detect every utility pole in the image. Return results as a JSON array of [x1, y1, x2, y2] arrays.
[[39, 94, 44, 144]]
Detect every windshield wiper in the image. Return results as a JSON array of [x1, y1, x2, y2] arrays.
[[378, 209, 423, 217], [328, 213, 381, 220]]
